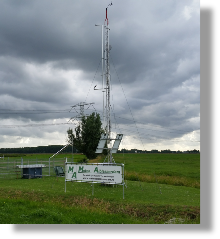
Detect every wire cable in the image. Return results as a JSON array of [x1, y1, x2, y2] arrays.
[[0, 122, 74, 128], [110, 55, 149, 151], [84, 59, 102, 102]]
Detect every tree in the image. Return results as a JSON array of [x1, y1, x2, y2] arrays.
[[67, 112, 103, 159]]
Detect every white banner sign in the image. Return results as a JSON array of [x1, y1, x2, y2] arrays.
[[65, 163, 124, 184]]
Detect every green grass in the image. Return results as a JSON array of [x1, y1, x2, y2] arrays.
[[0, 198, 146, 224], [0, 176, 200, 224], [0, 197, 198, 224], [0, 177, 200, 206], [0, 153, 200, 224], [91, 153, 200, 188], [113, 153, 200, 177]]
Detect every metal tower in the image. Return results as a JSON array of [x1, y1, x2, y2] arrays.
[[104, 5, 112, 163], [95, 3, 123, 163], [69, 102, 94, 119]]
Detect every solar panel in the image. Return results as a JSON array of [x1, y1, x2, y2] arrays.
[[111, 134, 123, 153], [95, 133, 108, 153]]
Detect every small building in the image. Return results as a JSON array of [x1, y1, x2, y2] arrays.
[[16, 164, 46, 179]]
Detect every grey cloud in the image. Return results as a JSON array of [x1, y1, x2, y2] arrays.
[[0, 0, 200, 150]]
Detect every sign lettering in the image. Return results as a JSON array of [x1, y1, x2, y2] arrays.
[[68, 166, 74, 173]]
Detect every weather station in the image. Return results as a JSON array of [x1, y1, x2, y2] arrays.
[[65, 2, 126, 199], [94, 2, 123, 164]]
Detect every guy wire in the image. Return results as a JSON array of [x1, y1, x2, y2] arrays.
[[110, 54, 162, 194], [84, 59, 102, 103], [110, 55, 145, 149]]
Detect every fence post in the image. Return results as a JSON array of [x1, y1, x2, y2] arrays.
[[49, 158, 50, 176], [21, 157, 23, 178], [16, 159, 17, 179]]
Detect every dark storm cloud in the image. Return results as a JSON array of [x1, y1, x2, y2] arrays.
[[0, 0, 104, 71], [0, 0, 199, 77], [0, 55, 73, 123], [0, 0, 200, 149]]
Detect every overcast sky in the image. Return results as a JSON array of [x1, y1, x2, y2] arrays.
[[0, 0, 200, 151]]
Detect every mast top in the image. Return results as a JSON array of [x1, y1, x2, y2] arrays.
[[105, 2, 113, 26], [106, 8, 108, 25]]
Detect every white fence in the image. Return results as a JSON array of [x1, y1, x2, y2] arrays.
[[0, 157, 68, 179]]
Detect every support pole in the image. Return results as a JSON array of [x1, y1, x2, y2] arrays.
[[65, 158, 67, 192], [72, 137, 73, 162], [123, 164, 125, 199], [102, 24, 105, 125], [21, 157, 23, 178], [123, 183, 124, 200]]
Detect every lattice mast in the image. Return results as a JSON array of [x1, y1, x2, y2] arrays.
[[95, 3, 123, 163], [104, 5, 112, 163]]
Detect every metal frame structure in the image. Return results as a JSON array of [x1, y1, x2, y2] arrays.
[[69, 102, 95, 119]]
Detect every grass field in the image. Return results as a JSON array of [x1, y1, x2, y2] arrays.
[[92, 153, 200, 188], [0, 153, 200, 224]]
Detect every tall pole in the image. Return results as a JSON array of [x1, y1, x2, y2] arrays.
[[102, 25, 105, 126], [105, 7, 112, 163], [95, 4, 113, 163], [72, 136, 73, 162]]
